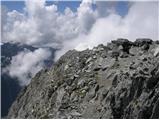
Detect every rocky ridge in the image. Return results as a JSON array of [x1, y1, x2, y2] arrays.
[[7, 38, 159, 119]]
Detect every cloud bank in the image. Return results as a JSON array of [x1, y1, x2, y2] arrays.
[[1, 0, 158, 85], [5, 48, 51, 86], [2, 0, 158, 59], [73, 2, 158, 49]]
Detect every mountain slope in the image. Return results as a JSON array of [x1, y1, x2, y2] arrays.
[[1, 42, 56, 117], [1, 42, 36, 117], [7, 39, 159, 119]]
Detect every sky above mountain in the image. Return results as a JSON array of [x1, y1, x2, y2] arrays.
[[1, 0, 159, 86], [2, 1, 130, 17]]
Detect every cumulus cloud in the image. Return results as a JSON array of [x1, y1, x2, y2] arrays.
[[2, 0, 159, 60], [77, 0, 96, 33], [2, 0, 79, 48], [71, 2, 159, 50], [55, 1, 159, 60], [5, 48, 51, 86]]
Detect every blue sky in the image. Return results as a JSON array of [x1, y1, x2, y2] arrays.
[[1, 1, 81, 12], [1, 1, 129, 16], [116, 1, 129, 16]]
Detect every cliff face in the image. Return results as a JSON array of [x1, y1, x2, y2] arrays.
[[7, 39, 159, 119]]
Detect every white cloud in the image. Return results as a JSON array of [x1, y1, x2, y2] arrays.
[[2, 0, 79, 48], [55, 1, 158, 59], [124, 2, 159, 40], [95, 1, 117, 17], [2, 0, 159, 60], [5, 48, 51, 86], [77, 0, 96, 33]]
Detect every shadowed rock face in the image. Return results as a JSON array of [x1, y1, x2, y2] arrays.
[[7, 39, 159, 119]]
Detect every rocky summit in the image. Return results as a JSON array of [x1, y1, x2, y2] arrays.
[[7, 38, 159, 119]]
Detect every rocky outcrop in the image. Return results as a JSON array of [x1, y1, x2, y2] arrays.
[[7, 38, 159, 119]]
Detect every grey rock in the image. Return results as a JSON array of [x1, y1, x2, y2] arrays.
[[112, 38, 133, 54], [135, 38, 153, 47], [111, 51, 120, 61], [7, 39, 159, 119], [77, 79, 85, 87]]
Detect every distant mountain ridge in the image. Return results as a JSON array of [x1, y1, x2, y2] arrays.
[[1, 42, 56, 117], [7, 38, 159, 119]]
